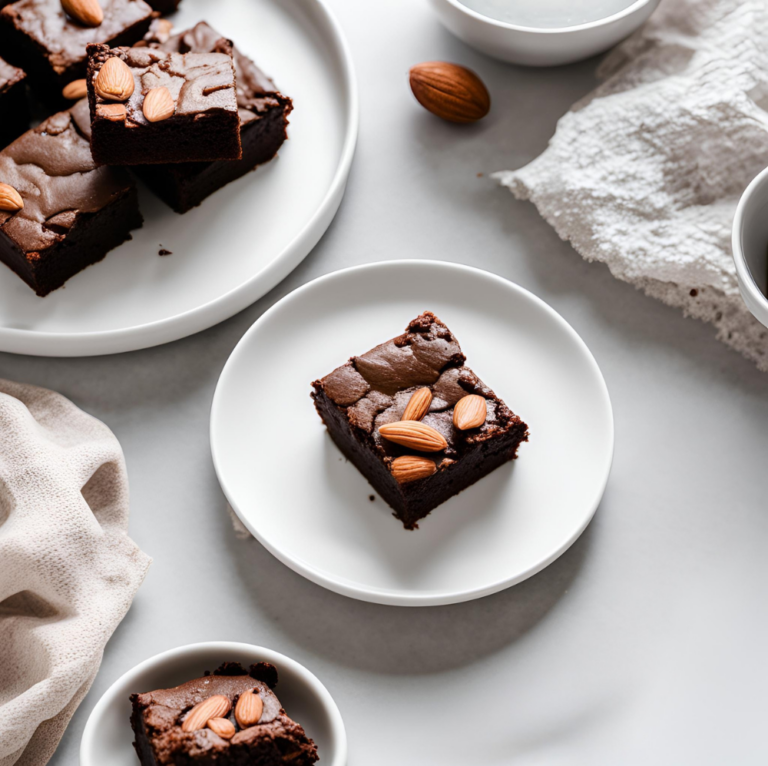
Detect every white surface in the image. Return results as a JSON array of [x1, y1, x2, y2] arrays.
[[459, 0, 638, 29], [428, 0, 659, 65], [211, 261, 613, 605], [2, 0, 768, 763], [0, 0, 357, 357], [497, 0, 768, 372], [732, 165, 768, 329], [80, 643, 346, 766]]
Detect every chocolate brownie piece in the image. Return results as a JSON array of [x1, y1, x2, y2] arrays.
[[144, 0, 179, 14], [312, 312, 529, 529], [0, 56, 28, 147], [0, 0, 154, 107], [0, 99, 142, 296], [86, 42, 241, 165], [133, 20, 293, 212], [130, 662, 319, 766]]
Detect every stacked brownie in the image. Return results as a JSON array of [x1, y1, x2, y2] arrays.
[[0, 3, 292, 295]]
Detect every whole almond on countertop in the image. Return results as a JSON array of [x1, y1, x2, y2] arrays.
[[0, 183, 23, 212], [207, 718, 236, 740], [61, 0, 103, 27], [98, 104, 127, 121], [390, 455, 437, 484], [62, 79, 87, 100], [402, 387, 432, 421], [181, 695, 231, 732], [453, 394, 487, 430], [379, 421, 447, 452], [235, 691, 263, 728], [409, 62, 490, 124], [143, 86, 175, 122], [95, 56, 134, 101]]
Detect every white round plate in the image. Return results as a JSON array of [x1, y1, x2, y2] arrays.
[[0, 0, 357, 357], [211, 261, 614, 606], [80, 642, 347, 766]]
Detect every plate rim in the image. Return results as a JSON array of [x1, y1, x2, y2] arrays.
[[210, 259, 615, 607], [0, 0, 359, 358], [79, 641, 348, 766]]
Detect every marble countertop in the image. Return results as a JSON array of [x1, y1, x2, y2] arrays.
[[2, 1, 766, 763]]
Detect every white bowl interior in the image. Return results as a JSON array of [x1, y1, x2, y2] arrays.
[[80, 643, 346, 766], [738, 177, 768, 297]]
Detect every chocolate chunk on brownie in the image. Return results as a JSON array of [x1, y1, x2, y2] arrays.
[[130, 662, 319, 766], [0, 0, 153, 107], [0, 99, 142, 296], [312, 312, 529, 529], [86, 42, 242, 165], [133, 20, 293, 212]]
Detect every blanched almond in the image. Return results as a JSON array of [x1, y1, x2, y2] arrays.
[[95, 56, 134, 101], [207, 717, 235, 739], [97, 104, 127, 121], [234, 690, 263, 728], [391, 456, 436, 484], [62, 79, 87, 100], [181, 695, 231, 732], [453, 395, 486, 430], [61, 0, 103, 27], [143, 86, 174, 122], [379, 421, 447, 452], [0, 183, 23, 212], [402, 388, 432, 421]]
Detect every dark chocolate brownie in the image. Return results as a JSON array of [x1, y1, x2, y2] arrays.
[[0, 56, 28, 147], [312, 312, 529, 529], [133, 20, 293, 212], [144, 0, 179, 15], [0, 99, 142, 296], [0, 0, 154, 107], [130, 662, 319, 766], [86, 42, 242, 165]]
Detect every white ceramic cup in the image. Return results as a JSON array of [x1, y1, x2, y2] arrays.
[[732, 167, 768, 329], [427, 0, 662, 66]]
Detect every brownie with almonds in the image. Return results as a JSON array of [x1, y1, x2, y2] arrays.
[[0, 99, 142, 296], [0, 56, 28, 148], [130, 662, 319, 766], [86, 42, 242, 165], [0, 0, 154, 107], [133, 20, 293, 212], [312, 311, 529, 529]]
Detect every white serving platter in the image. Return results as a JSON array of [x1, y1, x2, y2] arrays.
[[0, 0, 357, 356], [210, 260, 614, 606]]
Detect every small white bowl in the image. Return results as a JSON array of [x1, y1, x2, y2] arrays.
[[427, 0, 662, 66], [732, 167, 768, 329], [80, 642, 347, 766]]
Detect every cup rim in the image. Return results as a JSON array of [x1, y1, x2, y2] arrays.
[[732, 166, 768, 314], [439, 0, 655, 35]]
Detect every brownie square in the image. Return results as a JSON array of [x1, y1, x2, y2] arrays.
[[0, 56, 28, 148], [144, 0, 179, 14], [312, 312, 529, 529], [130, 662, 319, 766], [133, 20, 293, 212], [86, 42, 242, 165], [0, 0, 154, 107], [0, 99, 143, 296]]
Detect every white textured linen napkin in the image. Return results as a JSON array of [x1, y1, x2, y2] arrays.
[[0, 379, 151, 766], [495, 0, 768, 370]]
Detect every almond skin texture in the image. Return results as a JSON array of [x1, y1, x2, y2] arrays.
[[235, 691, 263, 728], [97, 104, 127, 121], [143, 86, 175, 122], [95, 56, 134, 101], [0, 183, 24, 212], [181, 695, 231, 732], [379, 421, 447, 452], [453, 394, 487, 430], [391, 456, 437, 484], [61, 0, 103, 27], [409, 62, 490, 123], [207, 718, 236, 740], [62, 79, 87, 100], [401, 388, 432, 421]]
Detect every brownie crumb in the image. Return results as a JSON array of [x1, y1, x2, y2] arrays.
[[159, 248, 172, 256], [477, 172, 483, 177], [369, 495, 375, 502], [690, 288, 698, 297]]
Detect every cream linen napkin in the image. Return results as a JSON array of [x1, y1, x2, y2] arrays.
[[495, 0, 768, 370], [0, 379, 151, 766]]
